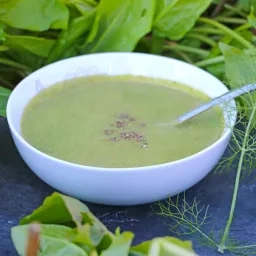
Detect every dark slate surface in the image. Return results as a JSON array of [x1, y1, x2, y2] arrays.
[[0, 116, 255, 256]]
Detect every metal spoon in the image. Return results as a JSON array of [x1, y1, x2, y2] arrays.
[[158, 83, 256, 127]]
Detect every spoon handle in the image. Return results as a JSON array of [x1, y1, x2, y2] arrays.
[[178, 83, 256, 123]]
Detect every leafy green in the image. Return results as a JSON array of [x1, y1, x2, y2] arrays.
[[82, 0, 155, 53], [219, 42, 256, 120], [153, 0, 212, 40], [130, 237, 197, 256], [101, 232, 133, 256], [0, 86, 11, 117], [4, 35, 55, 57], [66, 0, 98, 16], [46, 10, 96, 63], [219, 42, 256, 88], [11, 224, 86, 256], [19, 192, 92, 226], [130, 237, 194, 255], [12, 192, 197, 256], [0, 0, 69, 31], [238, 0, 256, 11]]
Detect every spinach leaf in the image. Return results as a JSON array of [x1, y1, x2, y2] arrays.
[[82, 0, 155, 53], [4, 35, 55, 57], [101, 232, 134, 256], [153, 0, 212, 40], [12, 224, 83, 256], [0, 86, 11, 117], [11, 224, 73, 243], [130, 237, 196, 256], [46, 10, 96, 63], [20, 192, 91, 226], [0, 0, 69, 31], [66, 0, 98, 16], [238, 0, 256, 11], [219, 43, 256, 88], [219, 42, 256, 121], [19, 192, 114, 251]]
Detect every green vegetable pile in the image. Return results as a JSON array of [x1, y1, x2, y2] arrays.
[[11, 192, 197, 256], [1, 0, 256, 116]]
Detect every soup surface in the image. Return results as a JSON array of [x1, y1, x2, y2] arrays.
[[21, 75, 223, 168]]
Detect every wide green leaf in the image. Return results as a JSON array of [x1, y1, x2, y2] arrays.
[[219, 42, 256, 120], [219, 43, 256, 88], [46, 10, 96, 63], [5, 35, 55, 57], [238, 0, 256, 11], [19, 192, 114, 251], [82, 0, 155, 53], [67, 0, 98, 16], [11, 224, 83, 256], [130, 237, 196, 256], [0, 86, 11, 117], [19, 192, 91, 226], [0, 0, 69, 31], [153, 0, 212, 40], [101, 232, 134, 256]]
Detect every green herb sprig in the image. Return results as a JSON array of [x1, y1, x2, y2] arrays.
[[154, 44, 256, 255]]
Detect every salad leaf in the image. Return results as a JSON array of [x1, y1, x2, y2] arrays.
[[19, 192, 92, 226], [219, 43, 256, 88], [238, 0, 256, 11], [67, 0, 98, 16], [82, 0, 155, 53], [130, 237, 195, 255], [19, 192, 114, 254], [0, 86, 11, 117], [153, 0, 212, 40], [219, 42, 256, 121], [12, 192, 197, 256], [100, 232, 134, 256], [11, 224, 86, 256], [0, 0, 69, 31], [4, 35, 55, 57], [11, 224, 74, 245], [46, 10, 96, 63]]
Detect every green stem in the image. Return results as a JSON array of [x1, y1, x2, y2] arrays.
[[198, 17, 254, 49], [151, 36, 164, 55], [224, 4, 247, 17], [195, 56, 224, 68], [0, 77, 13, 89], [173, 51, 193, 63], [0, 58, 31, 71], [163, 44, 209, 58], [218, 104, 256, 253], [192, 27, 224, 35], [214, 17, 247, 24], [185, 33, 217, 47]]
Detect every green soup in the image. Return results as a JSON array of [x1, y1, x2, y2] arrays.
[[21, 75, 223, 168]]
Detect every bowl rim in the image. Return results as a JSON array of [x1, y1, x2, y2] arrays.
[[6, 52, 237, 173]]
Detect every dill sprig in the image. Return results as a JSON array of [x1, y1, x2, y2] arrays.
[[153, 80, 256, 255]]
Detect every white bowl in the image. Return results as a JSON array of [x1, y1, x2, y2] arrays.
[[6, 53, 236, 206]]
